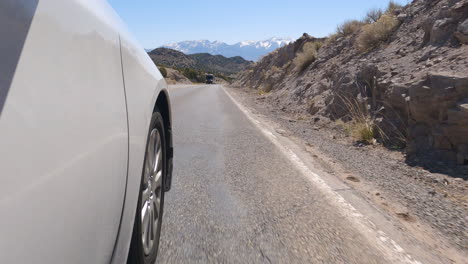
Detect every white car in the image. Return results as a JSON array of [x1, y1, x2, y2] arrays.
[[0, 0, 173, 263]]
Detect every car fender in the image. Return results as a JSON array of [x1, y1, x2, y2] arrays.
[[110, 27, 170, 264]]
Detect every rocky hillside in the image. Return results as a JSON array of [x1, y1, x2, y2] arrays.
[[189, 53, 253, 75], [148, 48, 253, 75], [235, 0, 468, 164], [149, 48, 195, 69], [163, 67, 192, 85]]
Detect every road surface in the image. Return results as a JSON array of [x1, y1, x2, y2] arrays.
[[157, 85, 420, 263]]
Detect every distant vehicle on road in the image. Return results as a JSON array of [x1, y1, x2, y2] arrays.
[[206, 74, 215, 84], [0, 1, 173, 263]]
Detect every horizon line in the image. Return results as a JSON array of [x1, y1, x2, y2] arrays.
[[148, 36, 298, 49]]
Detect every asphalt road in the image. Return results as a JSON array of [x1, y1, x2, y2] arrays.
[[157, 85, 411, 263]]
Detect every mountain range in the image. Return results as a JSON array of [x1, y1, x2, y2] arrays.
[[160, 37, 294, 61], [148, 48, 253, 76]]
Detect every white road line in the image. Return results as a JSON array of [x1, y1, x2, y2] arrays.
[[223, 87, 422, 264]]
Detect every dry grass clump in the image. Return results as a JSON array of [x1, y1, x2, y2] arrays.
[[337, 93, 386, 144], [324, 0, 404, 47], [266, 66, 280, 78], [293, 41, 323, 73], [325, 33, 339, 45], [364, 8, 383, 23], [263, 83, 274, 93], [386, 0, 403, 14], [258, 83, 274, 95], [325, 20, 364, 46], [337, 116, 377, 144], [350, 121, 376, 143], [356, 14, 400, 52], [336, 20, 365, 36]]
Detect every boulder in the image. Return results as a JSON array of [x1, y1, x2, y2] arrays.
[[454, 19, 468, 44], [405, 72, 468, 157], [430, 18, 456, 43], [397, 13, 409, 22]]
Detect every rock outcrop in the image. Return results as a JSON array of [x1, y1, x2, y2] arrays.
[[234, 0, 468, 164]]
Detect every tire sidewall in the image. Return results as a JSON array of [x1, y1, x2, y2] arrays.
[[129, 111, 166, 264]]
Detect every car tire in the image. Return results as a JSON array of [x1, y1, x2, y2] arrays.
[[128, 110, 166, 264]]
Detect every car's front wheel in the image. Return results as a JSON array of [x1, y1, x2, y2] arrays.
[[128, 110, 166, 264]]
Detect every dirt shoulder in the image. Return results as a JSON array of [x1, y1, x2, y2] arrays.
[[227, 86, 468, 260]]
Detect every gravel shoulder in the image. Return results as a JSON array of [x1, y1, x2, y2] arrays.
[[227, 85, 468, 261]]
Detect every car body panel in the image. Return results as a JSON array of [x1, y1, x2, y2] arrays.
[[0, 0, 168, 263], [110, 26, 170, 264]]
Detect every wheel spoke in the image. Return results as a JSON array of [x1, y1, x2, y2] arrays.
[[153, 171, 162, 193], [155, 148, 162, 175], [143, 158, 151, 184], [149, 202, 154, 241], [148, 132, 156, 165], [142, 188, 151, 204], [152, 131, 162, 176], [154, 197, 161, 218], [141, 203, 149, 226], [141, 203, 150, 248], [155, 133, 161, 153], [144, 132, 155, 183], [152, 197, 160, 239]]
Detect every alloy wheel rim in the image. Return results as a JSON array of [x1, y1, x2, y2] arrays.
[[141, 128, 163, 255]]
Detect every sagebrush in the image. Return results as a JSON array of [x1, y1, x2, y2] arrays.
[[293, 41, 323, 72], [364, 8, 383, 23], [336, 20, 365, 36], [356, 14, 400, 52], [324, 0, 404, 46], [386, 0, 403, 14]]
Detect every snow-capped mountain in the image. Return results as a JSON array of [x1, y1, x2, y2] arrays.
[[160, 37, 293, 61]]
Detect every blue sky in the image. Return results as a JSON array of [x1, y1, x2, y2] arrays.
[[107, 0, 408, 49]]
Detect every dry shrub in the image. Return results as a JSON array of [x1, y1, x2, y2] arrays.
[[336, 20, 365, 36], [335, 75, 407, 146], [325, 33, 339, 46], [356, 14, 400, 52], [266, 66, 280, 78], [386, 0, 403, 14], [263, 83, 273, 93], [337, 94, 385, 144], [364, 8, 383, 23], [293, 41, 323, 72], [351, 121, 376, 143]]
